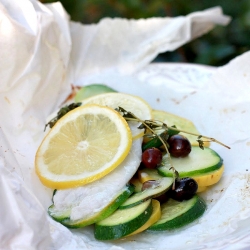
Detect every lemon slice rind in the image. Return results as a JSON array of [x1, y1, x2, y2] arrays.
[[81, 93, 153, 140], [35, 104, 132, 189]]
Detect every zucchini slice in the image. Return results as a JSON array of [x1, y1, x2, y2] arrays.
[[158, 146, 223, 177], [94, 199, 153, 240], [148, 195, 206, 231], [48, 204, 71, 222], [119, 177, 173, 209], [138, 165, 224, 192], [48, 184, 134, 228], [152, 110, 210, 147], [127, 199, 161, 236], [75, 84, 116, 102], [48, 189, 71, 222]]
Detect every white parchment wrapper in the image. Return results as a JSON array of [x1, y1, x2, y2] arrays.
[[2, 0, 246, 249]]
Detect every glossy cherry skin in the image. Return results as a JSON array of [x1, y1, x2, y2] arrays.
[[141, 147, 163, 169], [170, 177, 198, 201], [168, 134, 191, 158], [154, 193, 170, 204]]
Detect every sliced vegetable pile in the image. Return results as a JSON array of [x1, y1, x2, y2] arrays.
[[35, 84, 230, 240]]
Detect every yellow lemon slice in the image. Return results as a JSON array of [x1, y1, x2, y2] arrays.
[[81, 93, 153, 140], [35, 104, 132, 189]]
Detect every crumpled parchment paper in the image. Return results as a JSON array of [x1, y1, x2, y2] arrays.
[[0, 0, 237, 249]]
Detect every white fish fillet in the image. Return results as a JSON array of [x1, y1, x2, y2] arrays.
[[52, 138, 142, 221]]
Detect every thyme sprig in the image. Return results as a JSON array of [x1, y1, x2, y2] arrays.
[[116, 106, 230, 187], [116, 107, 178, 186], [117, 106, 230, 150], [140, 119, 230, 150], [44, 102, 82, 131]]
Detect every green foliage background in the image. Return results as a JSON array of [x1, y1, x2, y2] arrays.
[[41, 0, 250, 66]]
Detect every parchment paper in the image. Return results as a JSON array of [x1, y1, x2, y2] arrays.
[[0, 0, 242, 249]]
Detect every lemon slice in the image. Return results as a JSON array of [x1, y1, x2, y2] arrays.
[[35, 104, 132, 189], [80, 93, 153, 140]]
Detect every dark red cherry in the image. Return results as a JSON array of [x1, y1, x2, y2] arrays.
[[170, 177, 198, 201], [168, 134, 191, 158], [141, 148, 162, 169], [154, 192, 170, 204]]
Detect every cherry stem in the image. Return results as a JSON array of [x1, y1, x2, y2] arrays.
[[169, 167, 180, 190]]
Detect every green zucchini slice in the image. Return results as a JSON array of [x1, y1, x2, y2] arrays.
[[119, 177, 173, 209], [148, 195, 206, 231], [94, 199, 153, 240], [75, 84, 116, 102], [48, 184, 134, 228], [158, 146, 223, 177]]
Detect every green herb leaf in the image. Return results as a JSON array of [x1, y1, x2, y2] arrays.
[[44, 102, 82, 131], [197, 139, 204, 150]]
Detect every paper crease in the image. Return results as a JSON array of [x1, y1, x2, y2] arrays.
[[0, 1, 236, 249]]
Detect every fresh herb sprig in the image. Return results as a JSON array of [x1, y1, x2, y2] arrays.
[[116, 106, 230, 150], [117, 107, 180, 186], [117, 107, 174, 162], [44, 102, 82, 131], [116, 106, 230, 186]]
